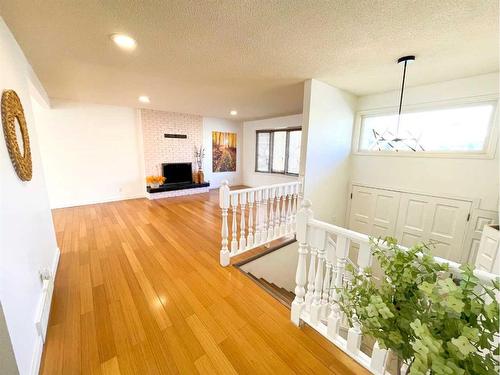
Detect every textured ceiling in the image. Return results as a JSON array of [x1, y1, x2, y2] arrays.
[[0, 1, 498, 120]]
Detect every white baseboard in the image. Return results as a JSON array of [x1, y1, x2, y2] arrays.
[[51, 193, 146, 209], [30, 335, 43, 375], [30, 247, 61, 375], [51, 247, 61, 278]]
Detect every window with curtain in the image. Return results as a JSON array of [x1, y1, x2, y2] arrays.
[[255, 128, 302, 175]]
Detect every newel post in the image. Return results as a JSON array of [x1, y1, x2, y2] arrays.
[[291, 200, 313, 326], [219, 181, 231, 266]]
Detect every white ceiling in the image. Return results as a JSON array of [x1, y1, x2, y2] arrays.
[[0, 1, 498, 120]]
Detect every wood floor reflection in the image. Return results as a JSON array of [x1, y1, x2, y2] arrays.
[[40, 189, 369, 374]]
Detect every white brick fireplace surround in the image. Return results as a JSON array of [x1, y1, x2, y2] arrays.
[[140, 109, 203, 177]]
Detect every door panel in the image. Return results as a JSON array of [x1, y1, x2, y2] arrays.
[[348, 187, 375, 234], [373, 193, 400, 235], [349, 185, 473, 263], [475, 225, 500, 273], [463, 209, 498, 263], [348, 186, 400, 239], [396, 196, 431, 248], [395, 194, 471, 262]]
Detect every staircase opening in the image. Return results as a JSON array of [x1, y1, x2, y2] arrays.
[[233, 238, 297, 308]]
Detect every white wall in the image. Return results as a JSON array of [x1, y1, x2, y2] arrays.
[[240, 242, 298, 292], [202, 117, 243, 188], [242, 114, 302, 187], [302, 79, 357, 224], [352, 73, 499, 212], [33, 100, 145, 208], [0, 18, 59, 375]]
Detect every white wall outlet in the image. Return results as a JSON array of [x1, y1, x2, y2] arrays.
[[39, 268, 51, 281]]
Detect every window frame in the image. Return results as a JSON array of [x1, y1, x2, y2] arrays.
[[352, 95, 498, 159], [255, 127, 302, 176]]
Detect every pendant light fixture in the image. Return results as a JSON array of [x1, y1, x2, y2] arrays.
[[395, 55, 415, 137], [371, 55, 424, 152]]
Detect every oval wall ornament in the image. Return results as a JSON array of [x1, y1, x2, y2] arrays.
[[1, 89, 32, 181]]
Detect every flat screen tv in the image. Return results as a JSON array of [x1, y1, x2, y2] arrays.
[[162, 163, 193, 184]]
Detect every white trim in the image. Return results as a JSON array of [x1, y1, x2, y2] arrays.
[[30, 335, 43, 375], [299, 311, 379, 374], [52, 247, 61, 278], [30, 247, 60, 375], [352, 94, 499, 159], [51, 194, 146, 209]]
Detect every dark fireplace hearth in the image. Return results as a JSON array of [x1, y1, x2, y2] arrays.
[[147, 162, 209, 193]]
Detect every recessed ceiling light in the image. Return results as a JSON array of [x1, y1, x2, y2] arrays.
[[230, 110, 238, 116], [138, 96, 150, 103], [110, 34, 137, 50]]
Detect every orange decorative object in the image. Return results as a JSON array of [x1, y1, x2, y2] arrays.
[[146, 175, 165, 185]]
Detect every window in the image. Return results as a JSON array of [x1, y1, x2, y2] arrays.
[[358, 102, 496, 154], [255, 128, 302, 175], [256, 132, 270, 171]]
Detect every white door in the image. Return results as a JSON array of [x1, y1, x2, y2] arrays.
[[348, 186, 400, 239], [475, 225, 500, 274], [395, 194, 471, 262], [463, 209, 498, 263]]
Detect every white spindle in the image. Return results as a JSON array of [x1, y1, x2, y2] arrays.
[[219, 181, 231, 266], [255, 190, 262, 245], [280, 186, 287, 235], [321, 245, 333, 319], [286, 187, 292, 234], [291, 200, 313, 326], [292, 184, 298, 231], [311, 228, 327, 324], [274, 187, 282, 237], [230, 193, 238, 253], [327, 235, 350, 339], [327, 238, 338, 317], [239, 192, 247, 252], [370, 341, 389, 374], [305, 228, 317, 308], [262, 188, 269, 243], [247, 191, 254, 248], [219, 181, 302, 265], [267, 187, 275, 241], [357, 242, 372, 271]]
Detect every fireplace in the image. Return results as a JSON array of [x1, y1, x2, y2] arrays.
[[146, 162, 209, 196], [162, 162, 192, 185]]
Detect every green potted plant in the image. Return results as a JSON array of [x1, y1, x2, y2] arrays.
[[339, 237, 499, 375]]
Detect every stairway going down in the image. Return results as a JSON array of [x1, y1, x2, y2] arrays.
[[246, 273, 295, 307]]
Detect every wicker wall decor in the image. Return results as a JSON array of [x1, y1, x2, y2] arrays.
[[1, 90, 32, 181]]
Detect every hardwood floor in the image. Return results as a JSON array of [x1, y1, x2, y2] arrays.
[[40, 189, 369, 374]]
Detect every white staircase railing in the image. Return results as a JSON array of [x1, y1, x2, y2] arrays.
[[219, 180, 302, 266], [291, 199, 498, 375]]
